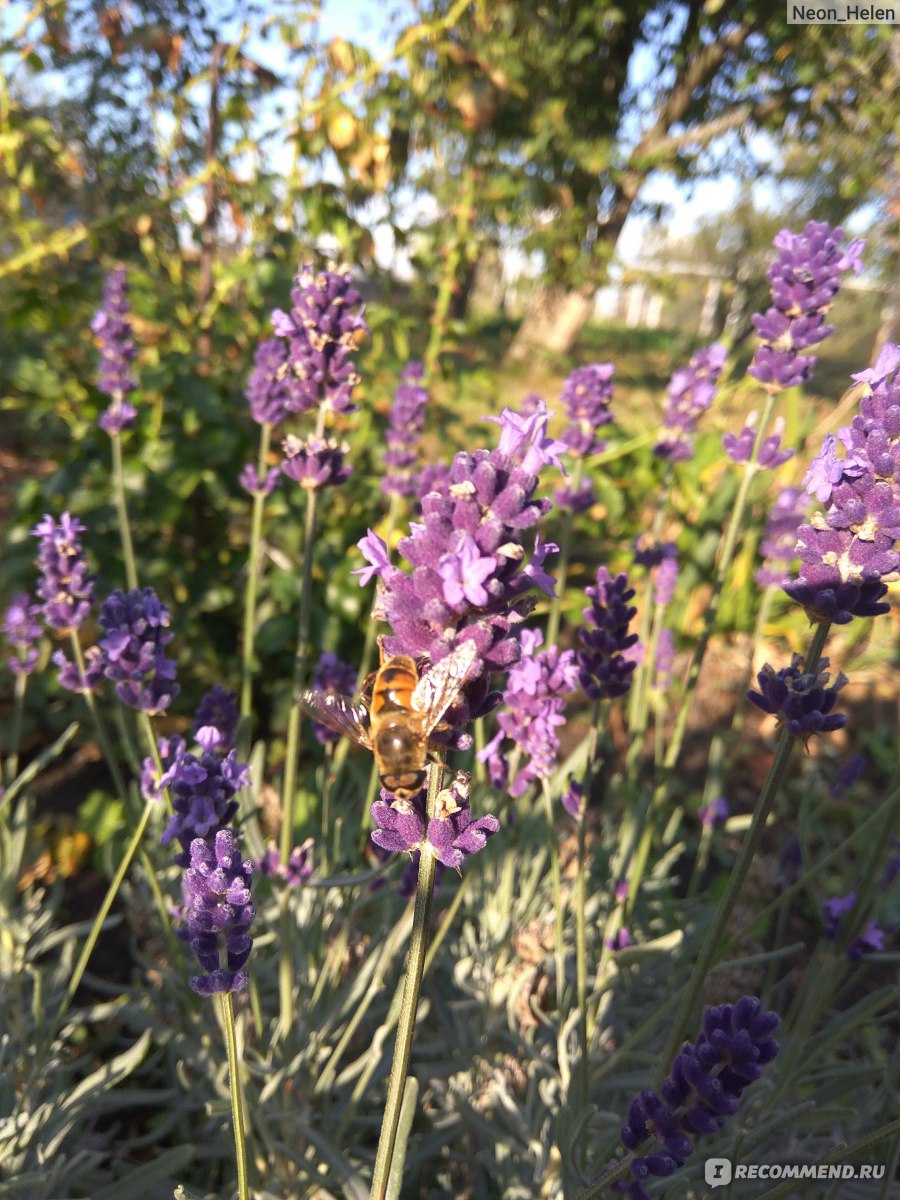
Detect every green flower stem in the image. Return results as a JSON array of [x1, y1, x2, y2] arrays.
[[276, 891, 294, 1041], [625, 465, 671, 733], [423, 168, 474, 379], [754, 1116, 900, 1200], [654, 619, 831, 1080], [220, 990, 250, 1200], [541, 778, 566, 1014], [53, 794, 155, 1032], [280, 483, 320, 863], [0, 722, 79, 818], [69, 634, 129, 801], [110, 429, 138, 591], [369, 756, 443, 1200], [573, 699, 602, 1114], [5, 671, 26, 784], [240, 422, 272, 719], [545, 457, 585, 649]]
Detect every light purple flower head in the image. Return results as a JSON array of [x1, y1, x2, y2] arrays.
[[91, 267, 138, 435], [3, 594, 42, 676], [822, 891, 857, 940], [653, 627, 675, 692], [257, 839, 314, 887], [238, 462, 280, 497], [353, 399, 565, 738], [479, 628, 579, 798], [561, 776, 585, 820], [181, 828, 254, 995], [698, 795, 729, 829], [756, 486, 806, 588], [578, 567, 640, 701], [270, 264, 368, 414], [654, 343, 727, 462], [559, 362, 615, 457], [52, 644, 104, 694], [193, 684, 239, 753], [32, 513, 95, 633], [370, 771, 499, 870], [98, 587, 179, 714], [245, 336, 294, 427], [748, 222, 864, 394], [383, 362, 429, 497], [282, 434, 351, 490], [159, 744, 249, 865], [722, 414, 794, 469], [783, 345, 900, 624]]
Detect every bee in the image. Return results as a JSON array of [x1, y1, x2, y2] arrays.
[[299, 639, 477, 803]]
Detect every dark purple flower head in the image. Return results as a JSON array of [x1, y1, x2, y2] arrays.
[[756, 486, 807, 587], [3, 593, 42, 676], [620, 997, 779, 1194], [607, 928, 633, 952], [181, 828, 254, 995], [633, 538, 677, 571], [52, 644, 104, 694], [561, 776, 585, 820], [354, 400, 564, 708], [160, 745, 249, 865], [383, 361, 429, 497], [553, 478, 596, 513], [479, 628, 579, 798], [698, 795, 729, 829], [371, 771, 499, 869], [559, 362, 615, 457], [822, 891, 857, 940], [654, 343, 727, 462], [847, 920, 886, 959], [830, 752, 867, 797], [91, 267, 138, 434], [245, 336, 294, 427], [32, 513, 95, 633], [282, 434, 351, 490], [311, 652, 357, 745], [271, 264, 368, 414], [141, 734, 186, 802], [722, 414, 794, 469], [193, 684, 239, 753], [238, 462, 280, 497], [784, 347, 899, 623], [99, 588, 179, 714], [578, 567, 639, 701], [747, 654, 848, 741], [748, 223, 864, 394]]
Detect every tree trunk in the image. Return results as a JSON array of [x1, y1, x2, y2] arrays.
[[503, 282, 597, 365]]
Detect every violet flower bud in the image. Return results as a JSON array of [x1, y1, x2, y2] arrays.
[[32, 513, 95, 633], [3, 594, 42, 677], [747, 654, 848, 740], [98, 587, 179, 714], [181, 828, 254, 995], [92, 267, 138, 435]]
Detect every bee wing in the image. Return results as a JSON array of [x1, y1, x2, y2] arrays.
[[411, 639, 478, 736], [298, 690, 373, 749]]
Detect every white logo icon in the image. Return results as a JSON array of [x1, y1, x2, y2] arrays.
[[705, 1158, 733, 1187]]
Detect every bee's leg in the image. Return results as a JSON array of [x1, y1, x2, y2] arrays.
[[376, 634, 388, 666]]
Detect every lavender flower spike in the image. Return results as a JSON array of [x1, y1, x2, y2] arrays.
[[747, 654, 848, 741], [192, 684, 239, 753], [245, 336, 294, 427], [560, 362, 615, 457], [383, 361, 429, 498], [98, 587, 179, 714], [3, 594, 42, 676], [578, 567, 639, 700], [159, 745, 249, 865], [654, 343, 727, 463], [92, 267, 138, 435], [182, 829, 254, 996], [32, 512, 96, 632], [282, 434, 351, 490], [618, 996, 780, 1198]]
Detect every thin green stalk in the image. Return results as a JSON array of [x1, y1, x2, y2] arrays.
[[423, 168, 474, 379], [69, 634, 129, 801], [280, 484, 320, 862], [545, 457, 585, 648], [574, 800, 588, 1118], [220, 990, 250, 1200], [240, 422, 272, 719], [625, 465, 671, 732], [5, 672, 26, 784], [369, 757, 443, 1200], [654, 620, 831, 1078], [110, 430, 138, 591], [541, 779, 566, 1014]]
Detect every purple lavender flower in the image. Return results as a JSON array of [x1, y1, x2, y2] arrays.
[[98, 588, 179, 714], [245, 336, 294, 427], [578, 567, 640, 701], [354, 401, 565, 729], [756, 487, 807, 587], [830, 753, 867, 797], [748, 223, 864, 394], [479, 628, 579, 798], [238, 463, 280, 496], [414, 460, 451, 501], [722, 414, 794, 468], [140, 734, 186, 802], [559, 363, 615, 457], [784, 345, 900, 624], [847, 920, 885, 960], [553, 478, 596, 513], [310, 651, 357, 745], [91, 267, 138, 435], [181, 829, 254, 995], [561, 776, 585, 820], [282, 435, 351, 489], [654, 343, 727, 462], [271, 264, 368, 414], [193, 684, 239, 753], [159, 746, 249, 865], [653, 627, 675, 691], [256, 839, 314, 886], [653, 552, 678, 606], [615, 878, 630, 903], [3, 594, 42, 676], [698, 795, 729, 829], [607, 928, 633, 952], [823, 891, 857, 939], [747, 654, 847, 740], [32, 513, 95, 632], [618, 996, 780, 1197], [383, 362, 429, 497], [371, 771, 499, 869], [52, 645, 104, 694]]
